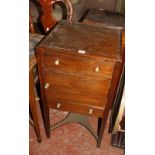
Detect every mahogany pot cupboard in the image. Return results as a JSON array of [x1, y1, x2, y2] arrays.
[[35, 20, 124, 147]]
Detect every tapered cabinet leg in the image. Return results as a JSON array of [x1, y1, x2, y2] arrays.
[[42, 105, 50, 138], [29, 98, 42, 142], [29, 70, 42, 142], [97, 117, 102, 136], [97, 108, 110, 147], [36, 49, 51, 138]]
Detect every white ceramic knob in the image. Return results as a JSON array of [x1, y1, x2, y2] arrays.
[[56, 103, 61, 108], [54, 60, 60, 65], [95, 66, 100, 72], [35, 97, 40, 101], [89, 109, 93, 115], [44, 83, 50, 89]]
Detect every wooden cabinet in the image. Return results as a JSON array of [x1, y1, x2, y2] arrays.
[[36, 20, 124, 147]]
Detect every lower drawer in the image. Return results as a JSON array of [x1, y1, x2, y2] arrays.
[[46, 97, 104, 117], [43, 70, 110, 108]]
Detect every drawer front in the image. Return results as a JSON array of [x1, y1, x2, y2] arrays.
[[46, 97, 104, 117], [42, 50, 114, 78], [43, 70, 110, 108]]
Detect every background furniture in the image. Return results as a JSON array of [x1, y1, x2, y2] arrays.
[[30, 0, 124, 34], [30, 0, 42, 24], [39, 0, 73, 33], [39, 0, 88, 33], [52, 0, 87, 21], [86, 0, 124, 13], [36, 20, 124, 147], [29, 14, 35, 33], [110, 89, 125, 148], [29, 33, 44, 142], [30, 0, 44, 34], [110, 67, 125, 148]]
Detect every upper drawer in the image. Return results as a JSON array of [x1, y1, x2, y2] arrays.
[[42, 50, 114, 79]]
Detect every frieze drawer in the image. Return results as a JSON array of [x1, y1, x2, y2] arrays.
[[42, 50, 114, 79]]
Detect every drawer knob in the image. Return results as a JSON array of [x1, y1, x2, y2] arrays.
[[44, 83, 50, 89], [89, 109, 93, 115], [35, 97, 40, 101], [56, 103, 61, 108], [95, 66, 100, 72], [54, 60, 60, 65]]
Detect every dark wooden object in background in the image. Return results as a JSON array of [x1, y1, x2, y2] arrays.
[[86, 0, 117, 11], [39, 0, 73, 33], [83, 9, 124, 27], [29, 33, 44, 142], [36, 20, 124, 147], [110, 67, 125, 149], [29, 13, 35, 33]]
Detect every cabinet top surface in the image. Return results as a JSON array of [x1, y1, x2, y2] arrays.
[[38, 20, 122, 60]]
